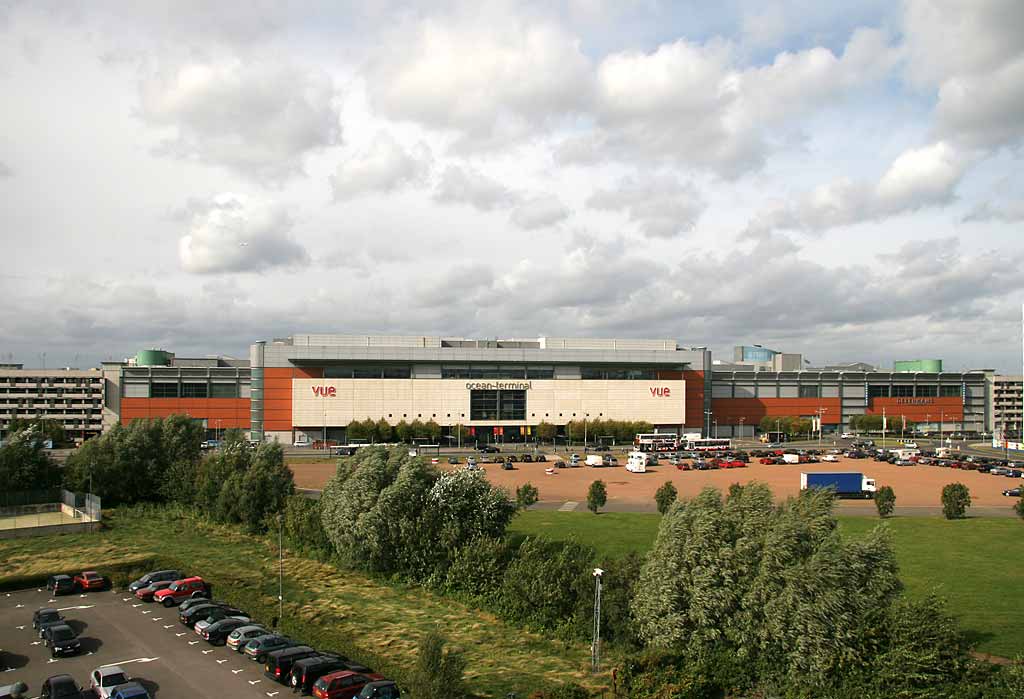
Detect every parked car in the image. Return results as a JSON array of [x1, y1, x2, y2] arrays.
[[822, 454, 839, 463], [128, 569, 183, 594], [478, 445, 500, 453], [245, 635, 299, 663], [902, 441, 918, 449], [179, 596, 223, 614], [500, 459, 513, 471], [521, 454, 533, 462], [42, 624, 81, 658], [357, 681, 401, 699], [109, 682, 151, 699], [291, 656, 371, 695], [189, 605, 248, 631], [45, 575, 75, 596], [0, 681, 29, 699], [840, 432, 855, 439], [202, 617, 251, 645], [90, 666, 130, 699], [226, 625, 271, 652], [264, 646, 319, 683], [312, 671, 386, 699], [602, 455, 618, 466], [446, 456, 459, 465], [1003, 487, 1022, 497], [155, 576, 211, 607], [179, 602, 241, 628], [134, 580, 173, 602], [40, 675, 80, 699], [553, 460, 567, 469], [1008, 469, 1023, 478], [73, 571, 107, 592], [32, 608, 64, 634], [535, 454, 547, 462]]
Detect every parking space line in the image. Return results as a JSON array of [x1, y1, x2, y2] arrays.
[[163, 624, 174, 628], [217, 659, 227, 664], [176, 632, 186, 636], [202, 649, 214, 654], [248, 679, 261, 685], [189, 640, 199, 645], [232, 669, 244, 674]]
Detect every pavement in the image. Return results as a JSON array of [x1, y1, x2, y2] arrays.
[[0, 587, 291, 699]]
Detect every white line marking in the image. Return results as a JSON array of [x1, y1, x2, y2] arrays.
[[132, 604, 142, 608], [141, 610, 151, 615], [47, 599, 55, 603], [189, 641, 199, 645], [56, 605, 94, 611], [217, 659, 227, 664], [232, 669, 244, 674], [100, 657, 158, 667], [248, 680, 261, 685], [151, 617, 162, 621], [266, 692, 279, 697], [15, 604, 24, 609], [47, 658, 59, 664], [15, 625, 25, 630], [122, 597, 131, 602], [79, 594, 87, 598], [30, 641, 41, 646], [163, 625, 174, 629], [176, 633, 186, 637]]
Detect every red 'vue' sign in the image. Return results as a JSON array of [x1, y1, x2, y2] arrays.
[[312, 386, 337, 397], [650, 387, 671, 397]]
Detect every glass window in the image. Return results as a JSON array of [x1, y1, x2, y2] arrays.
[[868, 385, 890, 398], [498, 390, 527, 420], [940, 385, 961, 397], [382, 366, 411, 379], [892, 385, 914, 397], [150, 383, 179, 398], [580, 367, 604, 380], [470, 390, 499, 421], [353, 367, 382, 379], [210, 383, 238, 398], [323, 367, 353, 378], [180, 383, 208, 398], [526, 367, 554, 379], [442, 366, 469, 379], [915, 385, 937, 397], [580, 366, 657, 380], [798, 385, 820, 398]]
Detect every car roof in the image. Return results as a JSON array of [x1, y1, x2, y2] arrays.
[[233, 624, 267, 633], [97, 665, 126, 677], [111, 682, 148, 697], [82, 570, 100, 576], [320, 670, 362, 682], [53, 574, 72, 580], [364, 680, 397, 688], [37, 607, 59, 614], [48, 674, 77, 683], [48, 623, 73, 632]]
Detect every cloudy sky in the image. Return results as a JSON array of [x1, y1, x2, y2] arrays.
[[1, 1, 1023, 372]]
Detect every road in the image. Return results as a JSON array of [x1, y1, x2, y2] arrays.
[[0, 587, 289, 699]]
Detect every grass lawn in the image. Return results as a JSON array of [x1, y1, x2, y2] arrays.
[[510, 510, 1024, 658], [0, 507, 605, 697]]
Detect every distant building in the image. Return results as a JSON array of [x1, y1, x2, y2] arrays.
[[894, 359, 943, 373], [0, 365, 105, 443], [993, 375, 1022, 440], [724, 345, 804, 372]]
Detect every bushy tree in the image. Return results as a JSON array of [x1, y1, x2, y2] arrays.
[[941, 483, 971, 519], [444, 536, 514, 600], [535, 421, 557, 443], [1015, 497, 1024, 520], [374, 418, 393, 444], [499, 537, 594, 631], [875, 485, 896, 518], [587, 480, 607, 514], [516, 482, 539, 510], [0, 426, 61, 494], [408, 631, 467, 699], [632, 484, 904, 690], [654, 481, 677, 515], [394, 420, 412, 443], [4, 418, 66, 447], [581, 550, 645, 647], [283, 494, 332, 557], [238, 442, 295, 533]]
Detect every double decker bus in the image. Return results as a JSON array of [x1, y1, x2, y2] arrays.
[[634, 433, 679, 452], [683, 437, 731, 452]]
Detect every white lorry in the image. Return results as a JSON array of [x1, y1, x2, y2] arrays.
[[782, 453, 800, 464], [585, 455, 605, 467], [626, 451, 647, 473]]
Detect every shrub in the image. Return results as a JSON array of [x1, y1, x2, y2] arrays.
[[499, 537, 594, 632], [516, 482, 539, 510], [407, 630, 467, 699], [1015, 497, 1024, 520], [587, 480, 607, 514], [941, 483, 971, 520], [282, 495, 332, 558], [528, 683, 592, 699], [654, 481, 678, 515], [874, 485, 896, 518], [444, 536, 514, 600]]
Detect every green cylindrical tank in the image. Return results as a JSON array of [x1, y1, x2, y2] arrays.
[[136, 349, 173, 366], [894, 359, 942, 373]]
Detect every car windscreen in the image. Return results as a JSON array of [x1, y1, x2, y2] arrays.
[[103, 673, 127, 686], [41, 611, 60, 621], [53, 627, 75, 641], [169, 582, 182, 591]]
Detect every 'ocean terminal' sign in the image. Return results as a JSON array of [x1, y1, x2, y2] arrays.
[[465, 382, 533, 391], [895, 398, 935, 405]]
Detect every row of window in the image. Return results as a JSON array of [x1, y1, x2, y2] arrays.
[[868, 385, 961, 398], [469, 390, 527, 421], [148, 383, 242, 398], [441, 366, 555, 379], [323, 366, 413, 379]]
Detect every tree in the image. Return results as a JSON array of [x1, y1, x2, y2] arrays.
[[374, 418, 393, 444], [1016, 497, 1024, 520], [394, 420, 412, 443], [587, 480, 607, 514], [408, 631, 467, 699], [283, 494, 331, 557], [237, 441, 295, 533], [516, 482, 539, 510], [941, 483, 971, 519], [654, 481, 677, 515], [535, 421, 557, 443], [0, 427, 61, 494], [874, 485, 896, 518], [499, 537, 594, 630]]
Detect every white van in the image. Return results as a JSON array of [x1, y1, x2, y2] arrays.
[[585, 455, 604, 467], [626, 451, 647, 473]]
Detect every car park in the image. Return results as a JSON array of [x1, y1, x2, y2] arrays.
[[109, 682, 151, 699], [90, 666, 130, 699], [40, 675, 80, 699], [45, 575, 74, 596], [312, 671, 386, 699], [155, 576, 211, 606], [32, 608, 64, 635], [245, 634, 299, 663], [357, 680, 401, 699], [134, 580, 173, 602], [73, 571, 107, 591], [42, 624, 81, 658], [264, 646, 319, 683], [127, 569, 183, 593], [521, 454, 533, 462], [226, 624, 271, 651]]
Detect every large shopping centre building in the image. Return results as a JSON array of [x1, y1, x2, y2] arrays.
[[83, 334, 1005, 445]]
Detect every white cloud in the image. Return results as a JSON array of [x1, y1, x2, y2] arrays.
[[138, 58, 340, 181], [934, 56, 1024, 150], [964, 199, 1024, 223], [178, 193, 308, 274], [365, 14, 592, 144], [744, 141, 969, 237], [432, 164, 518, 211], [330, 132, 432, 199], [0, 161, 12, 177], [510, 195, 570, 230], [587, 174, 706, 238]]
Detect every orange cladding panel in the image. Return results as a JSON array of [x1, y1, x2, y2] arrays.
[[712, 398, 843, 424], [866, 397, 962, 421], [683, 370, 705, 427], [120, 397, 250, 428]]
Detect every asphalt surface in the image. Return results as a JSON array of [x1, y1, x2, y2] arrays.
[[0, 587, 291, 699]]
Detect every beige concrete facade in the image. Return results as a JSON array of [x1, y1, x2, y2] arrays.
[[290, 378, 686, 429]]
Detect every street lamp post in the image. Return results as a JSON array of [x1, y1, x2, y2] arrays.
[[713, 419, 718, 438], [591, 568, 603, 673], [278, 514, 284, 630], [703, 409, 713, 439], [738, 416, 745, 441]]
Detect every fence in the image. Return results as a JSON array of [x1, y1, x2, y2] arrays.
[[0, 489, 102, 538]]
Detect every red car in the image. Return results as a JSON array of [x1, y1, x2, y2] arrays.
[[135, 580, 174, 602], [73, 571, 106, 591], [312, 671, 386, 699], [759, 457, 776, 465], [675, 462, 691, 471], [154, 576, 211, 607]]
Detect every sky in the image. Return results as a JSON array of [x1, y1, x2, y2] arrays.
[[1, 0, 1022, 373]]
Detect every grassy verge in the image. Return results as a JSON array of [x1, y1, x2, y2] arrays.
[[510, 509, 1024, 658], [0, 507, 607, 697]]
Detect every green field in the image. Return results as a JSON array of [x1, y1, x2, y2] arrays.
[[510, 510, 1024, 658], [0, 507, 604, 697]]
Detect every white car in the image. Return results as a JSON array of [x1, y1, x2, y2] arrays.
[[902, 441, 918, 449], [822, 454, 840, 462], [194, 613, 250, 636], [840, 432, 854, 439], [293, 439, 311, 447], [91, 666, 130, 699]]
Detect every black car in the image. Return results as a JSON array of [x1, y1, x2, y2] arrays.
[[446, 456, 459, 465], [478, 445, 500, 453], [193, 605, 248, 629], [264, 646, 318, 683], [1003, 487, 1022, 497], [32, 608, 64, 635], [358, 680, 401, 699], [593, 445, 610, 452], [180, 602, 239, 627], [45, 575, 74, 596], [127, 569, 183, 594], [245, 635, 298, 663], [521, 454, 533, 462], [290, 655, 354, 695], [535, 454, 546, 462], [202, 617, 250, 645], [42, 624, 81, 658], [179, 596, 225, 614], [40, 675, 79, 699]]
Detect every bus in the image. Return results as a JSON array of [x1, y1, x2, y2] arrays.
[[634, 433, 679, 452], [684, 438, 731, 452]]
